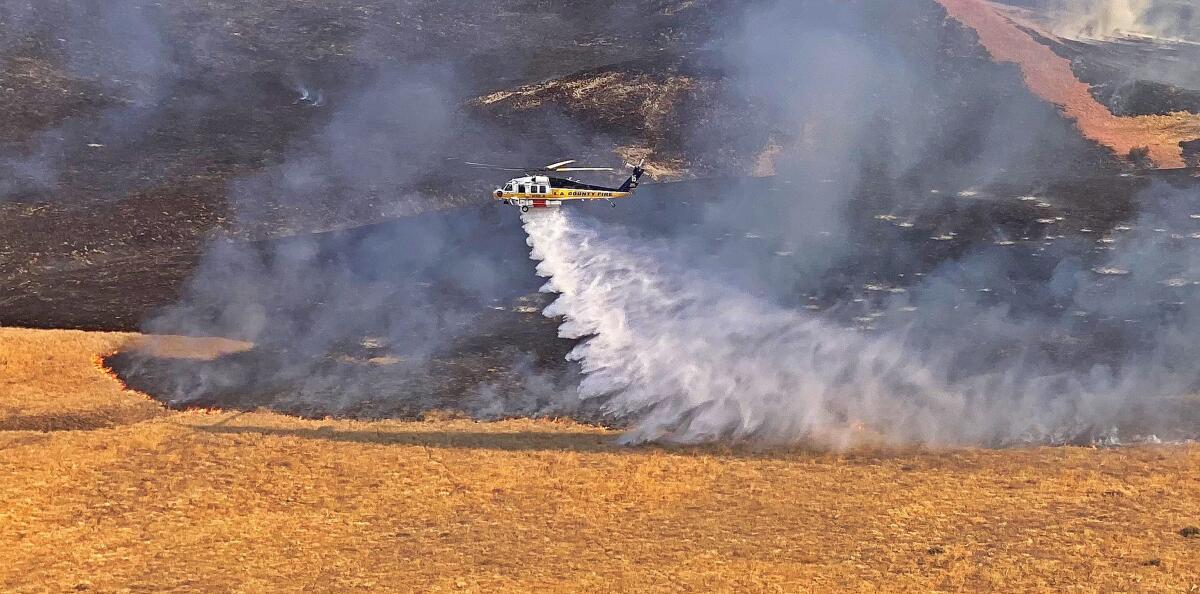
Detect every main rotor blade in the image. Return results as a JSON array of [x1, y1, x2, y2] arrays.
[[458, 159, 612, 174], [463, 161, 528, 172]]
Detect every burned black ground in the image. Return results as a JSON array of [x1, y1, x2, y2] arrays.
[[3, 0, 1199, 426]]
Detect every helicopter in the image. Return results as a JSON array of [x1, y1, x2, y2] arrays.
[[465, 159, 646, 212]]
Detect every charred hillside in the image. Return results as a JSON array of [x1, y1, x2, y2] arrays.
[[0, 0, 741, 330], [468, 0, 1122, 181], [0, 0, 1191, 335], [0, 0, 1194, 439]]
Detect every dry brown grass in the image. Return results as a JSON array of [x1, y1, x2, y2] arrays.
[[2, 326, 1199, 593], [122, 334, 253, 361], [0, 328, 163, 431]]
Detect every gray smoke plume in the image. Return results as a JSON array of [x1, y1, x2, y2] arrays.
[[131, 53, 600, 418]]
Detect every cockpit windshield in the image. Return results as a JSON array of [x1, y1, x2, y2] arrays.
[[504, 183, 513, 192]]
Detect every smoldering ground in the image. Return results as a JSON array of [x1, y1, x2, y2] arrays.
[[4, 0, 717, 414], [121, 206, 578, 419], [523, 179, 1200, 446], [518, 0, 1200, 446], [99, 0, 1200, 445], [103, 4, 655, 420], [123, 61, 595, 419]]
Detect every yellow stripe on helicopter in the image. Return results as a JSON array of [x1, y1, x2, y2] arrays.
[[463, 158, 646, 212]]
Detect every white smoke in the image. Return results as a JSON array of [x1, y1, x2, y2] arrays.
[[1047, 0, 1199, 43], [1054, 0, 1150, 39], [522, 207, 1196, 448]]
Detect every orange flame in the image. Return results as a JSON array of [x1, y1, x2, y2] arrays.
[[91, 352, 132, 392]]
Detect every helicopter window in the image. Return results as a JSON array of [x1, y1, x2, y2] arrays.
[[504, 183, 513, 192], [539, 185, 547, 194], [518, 184, 527, 194]]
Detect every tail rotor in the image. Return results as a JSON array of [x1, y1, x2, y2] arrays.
[[618, 159, 646, 193]]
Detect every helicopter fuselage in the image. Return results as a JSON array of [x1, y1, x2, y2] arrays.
[[493, 175, 633, 210]]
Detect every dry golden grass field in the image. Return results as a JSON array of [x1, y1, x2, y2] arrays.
[[2, 326, 1200, 593]]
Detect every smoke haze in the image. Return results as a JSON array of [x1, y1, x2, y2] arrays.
[[1043, 0, 1199, 42], [136, 0, 1200, 443], [9, 0, 1195, 446]]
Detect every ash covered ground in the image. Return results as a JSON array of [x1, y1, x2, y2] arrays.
[[2, 0, 1199, 444]]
